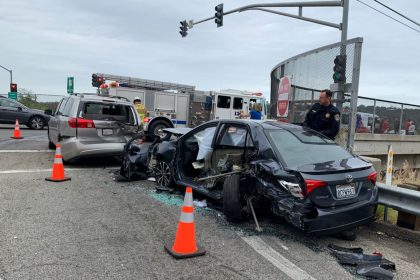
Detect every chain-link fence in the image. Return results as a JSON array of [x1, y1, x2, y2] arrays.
[[271, 38, 364, 149], [0, 93, 65, 111]]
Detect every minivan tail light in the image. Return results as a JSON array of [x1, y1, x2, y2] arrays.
[[305, 179, 328, 195], [368, 171, 377, 184], [68, 117, 95, 128]]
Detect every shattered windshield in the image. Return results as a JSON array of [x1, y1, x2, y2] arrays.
[[267, 129, 352, 168]]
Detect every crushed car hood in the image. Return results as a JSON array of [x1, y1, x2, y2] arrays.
[[162, 128, 192, 137], [291, 157, 371, 174]]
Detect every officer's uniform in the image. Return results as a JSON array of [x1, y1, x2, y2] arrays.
[[303, 102, 340, 140]]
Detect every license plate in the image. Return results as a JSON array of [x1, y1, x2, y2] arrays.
[[336, 184, 356, 199], [102, 129, 113, 136]]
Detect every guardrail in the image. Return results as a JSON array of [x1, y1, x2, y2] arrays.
[[377, 182, 420, 216]]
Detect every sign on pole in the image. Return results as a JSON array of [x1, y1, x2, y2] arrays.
[[67, 77, 74, 94], [277, 76, 291, 118], [8, 92, 17, 100], [384, 145, 393, 221]]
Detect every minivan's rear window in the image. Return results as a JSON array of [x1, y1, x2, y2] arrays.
[[81, 102, 132, 122], [267, 129, 352, 168]]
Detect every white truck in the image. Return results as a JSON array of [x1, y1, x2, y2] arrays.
[[96, 74, 267, 140]]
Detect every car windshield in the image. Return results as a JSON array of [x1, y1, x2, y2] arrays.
[[267, 129, 353, 168]]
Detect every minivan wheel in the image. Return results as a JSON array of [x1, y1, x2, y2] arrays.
[[149, 120, 171, 141], [29, 116, 45, 130], [154, 161, 173, 188], [223, 174, 247, 222]]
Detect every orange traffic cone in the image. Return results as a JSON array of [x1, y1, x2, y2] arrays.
[[164, 187, 206, 259], [11, 119, 24, 139], [45, 144, 71, 182]]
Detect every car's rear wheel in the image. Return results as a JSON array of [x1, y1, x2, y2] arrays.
[[154, 160, 173, 188], [149, 120, 171, 141], [223, 174, 247, 222], [29, 116, 45, 130]]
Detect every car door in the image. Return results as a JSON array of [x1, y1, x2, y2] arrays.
[[177, 122, 219, 180], [48, 97, 68, 143], [211, 123, 253, 176], [231, 97, 245, 119], [0, 99, 29, 124], [214, 95, 231, 120]]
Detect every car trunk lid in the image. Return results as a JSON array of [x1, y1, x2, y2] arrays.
[[289, 158, 376, 207]]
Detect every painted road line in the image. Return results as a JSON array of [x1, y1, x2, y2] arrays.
[[241, 235, 317, 280], [0, 150, 54, 153], [0, 168, 110, 174]]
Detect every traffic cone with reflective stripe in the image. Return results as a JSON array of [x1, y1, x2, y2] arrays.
[[11, 119, 23, 139], [164, 187, 205, 259], [45, 144, 71, 182]]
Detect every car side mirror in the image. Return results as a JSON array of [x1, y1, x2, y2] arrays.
[[44, 109, 53, 115], [17, 107, 23, 111]]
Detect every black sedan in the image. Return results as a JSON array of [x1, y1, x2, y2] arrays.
[[0, 96, 51, 129], [128, 120, 378, 235]]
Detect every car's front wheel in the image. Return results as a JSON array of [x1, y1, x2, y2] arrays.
[[29, 116, 45, 130], [223, 174, 247, 222], [154, 160, 173, 188]]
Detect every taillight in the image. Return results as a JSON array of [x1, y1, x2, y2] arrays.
[[68, 118, 95, 128], [368, 171, 377, 185], [143, 117, 150, 123], [305, 179, 328, 195]]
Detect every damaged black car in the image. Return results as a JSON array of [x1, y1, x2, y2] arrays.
[[129, 120, 378, 235]]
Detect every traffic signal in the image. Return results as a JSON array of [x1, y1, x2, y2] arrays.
[[92, 74, 104, 87], [214, 4, 224, 27], [333, 55, 346, 83], [179, 20, 188, 37], [10, 83, 17, 92]]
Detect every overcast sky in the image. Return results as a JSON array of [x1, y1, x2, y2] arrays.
[[0, 0, 419, 104]]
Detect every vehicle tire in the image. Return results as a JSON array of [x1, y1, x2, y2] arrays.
[[148, 120, 171, 141], [29, 116, 45, 130], [223, 174, 246, 222], [154, 160, 173, 188]]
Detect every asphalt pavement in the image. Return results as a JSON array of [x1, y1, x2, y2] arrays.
[[0, 125, 419, 279]]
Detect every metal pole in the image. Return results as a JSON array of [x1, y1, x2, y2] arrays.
[[372, 100, 376, 134], [341, 0, 349, 46], [346, 40, 362, 151], [0, 64, 13, 83], [399, 104, 404, 134]]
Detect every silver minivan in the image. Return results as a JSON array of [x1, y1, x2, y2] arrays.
[[48, 93, 142, 162]]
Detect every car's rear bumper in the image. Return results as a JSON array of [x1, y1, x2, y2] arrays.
[[305, 192, 378, 235], [60, 137, 125, 161]]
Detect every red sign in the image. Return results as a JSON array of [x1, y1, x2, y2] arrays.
[[277, 76, 291, 117]]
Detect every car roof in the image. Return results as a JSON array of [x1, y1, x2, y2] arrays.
[[211, 119, 302, 131], [69, 93, 132, 105]]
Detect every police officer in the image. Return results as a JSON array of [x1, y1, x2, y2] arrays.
[[303, 89, 340, 140]]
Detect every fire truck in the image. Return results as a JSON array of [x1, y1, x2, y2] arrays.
[[93, 73, 267, 140]]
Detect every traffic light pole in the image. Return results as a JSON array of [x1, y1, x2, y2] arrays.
[[184, 0, 356, 151], [0, 64, 13, 84], [188, 1, 343, 30]]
